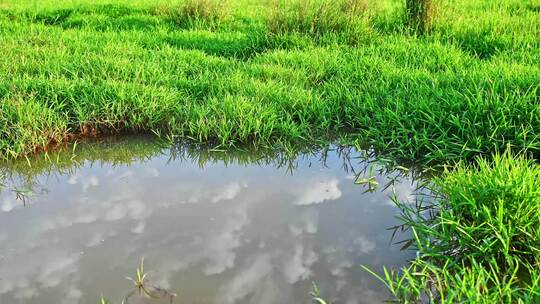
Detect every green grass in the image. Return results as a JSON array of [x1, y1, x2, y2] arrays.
[[0, 0, 539, 303], [371, 151, 540, 303], [100, 258, 176, 304], [0, 0, 538, 165]]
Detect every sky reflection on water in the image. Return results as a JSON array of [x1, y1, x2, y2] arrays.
[[0, 138, 418, 304]]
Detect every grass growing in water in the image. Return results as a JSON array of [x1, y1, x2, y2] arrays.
[[124, 258, 177, 303], [309, 282, 329, 304], [367, 151, 540, 302], [98, 258, 176, 303]]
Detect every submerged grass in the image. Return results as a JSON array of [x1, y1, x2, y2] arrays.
[[0, 0, 539, 303]]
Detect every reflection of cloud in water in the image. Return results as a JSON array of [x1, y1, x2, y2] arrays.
[[116, 170, 135, 180], [37, 255, 78, 288], [67, 173, 100, 192], [142, 195, 252, 286], [0, 250, 80, 297], [0, 147, 416, 304], [146, 167, 160, 177], [283, 244, 318, 284], [202, 204, 249, 275], [353, 235, 376, 255], [40, 197, 148, 231], [219, 255, 274, 303], [211, 182, 247, 203], [86, 231, 105, 247], [131, 221, 146, 234], [104, 200, 146, 221], [385, 181, 416, 206], [296, 179, 341, 205], [290, 208, 319, 235], [1, 197, 18, 213], [61, 287, 83, 304], [85, 229, 117, 247], [182, 182, 248, 205]]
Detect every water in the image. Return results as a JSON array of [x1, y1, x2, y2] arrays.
[[0, 137, 418, 304]]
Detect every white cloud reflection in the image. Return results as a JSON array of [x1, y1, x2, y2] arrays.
[[211, 182, 247, 203], [283, 244, 318, 284], [295, 179, 342, 205], [0, 150, 416, 304], [219, 254, 274, 303], [1, 197, 18, 213]]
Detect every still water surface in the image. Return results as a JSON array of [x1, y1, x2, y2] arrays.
[[0, 137, 417, 304]]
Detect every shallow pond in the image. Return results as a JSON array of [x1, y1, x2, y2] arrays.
[[0, 137, 418, 304]]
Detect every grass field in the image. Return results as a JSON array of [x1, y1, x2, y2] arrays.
[[0, 0, 539, 302]]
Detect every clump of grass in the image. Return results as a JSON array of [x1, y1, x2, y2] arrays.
[[370, 151, 540, 302], [124, 258, 177, 303], [354, 164, 379, 193], [27, 8, 73, 25], [406, 0, 434, 34], [154, 0, 229, 29], [125, 257, 150, 294], [267, 0, 373, 44]]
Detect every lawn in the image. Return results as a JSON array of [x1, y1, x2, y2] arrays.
[[0, 0, 539, 302]]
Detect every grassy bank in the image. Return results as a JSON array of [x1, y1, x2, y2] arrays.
[[0, 0, 539, 303], [371, 152, 540, 302], [0, 0, 538, 165]]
